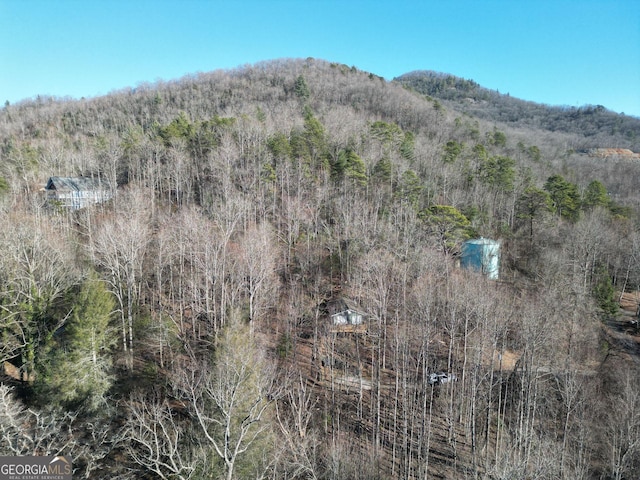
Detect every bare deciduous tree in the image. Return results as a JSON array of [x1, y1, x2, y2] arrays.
[[275, 373, 320, 479], [605, 369, 640, 480], [91, 186, 151, 362], [0, 385, 118, 479], [125, 391, 198, 480], [175, 320, 279, 480], [0, 212, 78, 377], [234, 222, 278, 328]]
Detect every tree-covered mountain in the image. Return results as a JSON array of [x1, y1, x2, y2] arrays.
[[395, 70, 640, 150], [1, 58, 640, 479]]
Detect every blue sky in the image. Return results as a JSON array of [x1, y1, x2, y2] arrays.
[[2, 0, 639, 116]]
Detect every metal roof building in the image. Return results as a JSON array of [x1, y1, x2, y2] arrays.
[[45, 176, 112, 210], [321, 297, 367, 333]]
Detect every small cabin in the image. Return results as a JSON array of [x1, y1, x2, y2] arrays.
[[44, 176, 112, 210], [323, 298, 367, 333], [428, 372, 458, 386]]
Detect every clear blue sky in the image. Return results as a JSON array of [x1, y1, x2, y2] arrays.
[[2, 0, 639, 116]]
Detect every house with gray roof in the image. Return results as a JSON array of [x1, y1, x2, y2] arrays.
[[321, 297, 367, 333], [45, 176, 112, 210]]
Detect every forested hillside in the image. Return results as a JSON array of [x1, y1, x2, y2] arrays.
[[395, 70, 640, 150], [1, 58, 640, 479]]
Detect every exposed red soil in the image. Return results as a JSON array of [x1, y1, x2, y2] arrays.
[[588, 148, 640, 160]]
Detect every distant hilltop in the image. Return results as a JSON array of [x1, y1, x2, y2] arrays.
[[588, 148, 640, 160], [394, 70, 640, 151]]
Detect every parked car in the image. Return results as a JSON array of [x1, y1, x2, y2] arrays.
[[428, 372, 458, 386]]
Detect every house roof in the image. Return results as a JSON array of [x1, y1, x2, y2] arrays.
[[322, 297, 366, 316], [46, 176, 108, 191]]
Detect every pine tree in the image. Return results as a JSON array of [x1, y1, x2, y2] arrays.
[[38, 275, 115, 411], [420, 205, 474, 254], [593, 266, 618, 316], [582, 180, 610, 211], [544, 174, 581, 221], [294, 75, 310, 100]]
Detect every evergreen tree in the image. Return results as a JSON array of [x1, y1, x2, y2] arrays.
[[544, 174, 581, 221], [179, 319, 277, 480], [478, 155, 516, 192], [593, 266, 618, 316], [400, 131, 416, 160], [332, 148, 367, 186], [443, 140, 464, 163], [158, 112, 194, 146], [38, 275, 115, 411], [396, 169, 424, 209], [372, 156, 393, 185], [294, 75, 310, 100], [291, 106, 328, 170], [582, 179, 610, 211], [369, 120, 404, 146], [267, 132, 292, 159], [420, 204, 474, 254], [487, 127, 507, 147], [515, 186, 552, 241]]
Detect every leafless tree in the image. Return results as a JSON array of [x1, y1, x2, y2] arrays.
[[234, 222, 278, 329], [0, 211, 78, 377], [0, 385, 118, 479], [174, 320, 279, 480], [605, 369, 640, 480], [0, 386, 75, 457], [274, 373, 320, 479], [124, 391, 199, 480], [91, 186, 151, 362]]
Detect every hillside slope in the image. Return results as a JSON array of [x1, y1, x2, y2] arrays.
[[0, 58, 639, 479], [394, 70, 640, 150]]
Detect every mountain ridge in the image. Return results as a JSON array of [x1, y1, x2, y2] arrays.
[[394, 69, 640, 150]]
